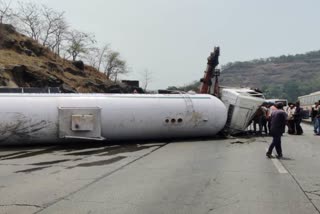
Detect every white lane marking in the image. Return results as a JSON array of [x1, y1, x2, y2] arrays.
[[271, 158, 288, 174], [265, 148, 288, 174]]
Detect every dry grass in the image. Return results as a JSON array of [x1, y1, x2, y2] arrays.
[[0, 50, 44, 66]]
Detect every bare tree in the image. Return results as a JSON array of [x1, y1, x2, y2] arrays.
[[17, 1, 42, 41], [49, 17, 68, 56], [111, 62, 129, 82], [65, 29, 95, 61], [141, 69, 152, 91], [84, 47, 100, 68], [0, 0, 14, 24], [103, 50, 128, 81], [15, 2, 67, 54], [40, 5, 65, 48], [84, 45, 129, 82], [85, 44, 110, 71], [96, 44, 109, 71]]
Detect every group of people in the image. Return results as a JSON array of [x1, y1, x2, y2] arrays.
[[250, 101, 304, 159], [251, 101, 303, 136], [284, 102, 303, 135]]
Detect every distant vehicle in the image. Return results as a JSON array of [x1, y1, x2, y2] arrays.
[[266, 99, 288, 107], [298, 91, 320, 118]]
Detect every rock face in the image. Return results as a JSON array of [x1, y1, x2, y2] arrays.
[[0, 23, 142, 93], [60, 83, 77, 93], [65, 67, 86, 77], [72, 60, 85, 70], [3, 64, 63, 87]]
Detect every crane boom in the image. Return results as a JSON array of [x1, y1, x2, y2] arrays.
[[200, 47, 220, 95]]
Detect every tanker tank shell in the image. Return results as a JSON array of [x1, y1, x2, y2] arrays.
[[0, 94, 227, 145]]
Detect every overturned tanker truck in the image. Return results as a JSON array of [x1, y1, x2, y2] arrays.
[[199, 47, 265, 134], [0, 48, 263, 145], [0, 93, 227, 145]]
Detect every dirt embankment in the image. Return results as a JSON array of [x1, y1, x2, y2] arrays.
[[0, 24, 137, 93]]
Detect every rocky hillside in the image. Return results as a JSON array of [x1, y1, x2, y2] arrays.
[[0, 24, 134, 93], [220, 53, 320, 88], [168, 50, 320, 101]]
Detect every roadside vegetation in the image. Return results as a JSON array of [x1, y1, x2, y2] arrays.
[[0, 0, 131, 82]]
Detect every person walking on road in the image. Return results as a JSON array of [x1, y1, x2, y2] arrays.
[[266, 103, 287, 159], [267, 103, 278, 135]]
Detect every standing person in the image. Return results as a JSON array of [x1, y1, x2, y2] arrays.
[[267, 103, 277, 135], [312, 102, 319, 134], [294, 102, 303, 135], [252, 107, 263, 135], [286, 103, 296, 134], [266, 103, 287, 159], [316, 102, 320, 135], [259, 104, 268, 135]]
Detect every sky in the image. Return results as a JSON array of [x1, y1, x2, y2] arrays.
[[15, 0, 320, 89]]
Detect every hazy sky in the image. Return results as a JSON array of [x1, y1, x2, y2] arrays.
[[16, 0, 320, 89]]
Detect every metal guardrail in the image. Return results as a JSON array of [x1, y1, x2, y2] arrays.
[[0, 87, 61, 93]]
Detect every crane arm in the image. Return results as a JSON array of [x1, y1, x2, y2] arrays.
[[199, 47, 220, 94]]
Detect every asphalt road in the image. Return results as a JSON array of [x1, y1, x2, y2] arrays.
[[0, 123, 320, 214]]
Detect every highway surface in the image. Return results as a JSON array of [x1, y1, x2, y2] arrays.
[[0, 123, 320, 214]]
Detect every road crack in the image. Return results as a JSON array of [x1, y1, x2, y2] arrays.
[[34, 143, 169, 213], [207, 200, 240, 213], [0, 203, 42, 208], [306, 190, 320, 198]]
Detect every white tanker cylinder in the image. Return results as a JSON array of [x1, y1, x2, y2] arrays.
[[0, 94, 227, 145]]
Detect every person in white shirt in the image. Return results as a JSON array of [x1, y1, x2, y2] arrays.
[[286, 103, 296, 134]]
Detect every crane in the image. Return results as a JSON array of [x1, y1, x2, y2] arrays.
[[199, 47, 220, 96]]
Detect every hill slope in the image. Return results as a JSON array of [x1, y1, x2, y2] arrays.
[[170, 51, 320, 102], [0, 24, 129, 93], [219, 52, 320, 101]]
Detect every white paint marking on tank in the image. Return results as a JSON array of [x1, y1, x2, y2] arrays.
[[265, 148, 288, 174]]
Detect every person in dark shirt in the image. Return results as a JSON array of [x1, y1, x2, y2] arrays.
[[311, 102, 319, 134], [294, 102, 303, 135], [266, 103, 288, 158], [316, 102, 320, 135]]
